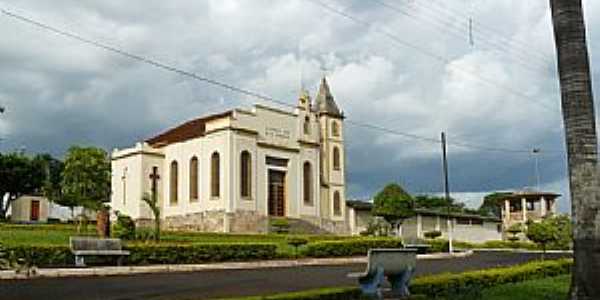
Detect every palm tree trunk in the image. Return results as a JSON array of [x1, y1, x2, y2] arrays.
[[549, 0, 600, 298]]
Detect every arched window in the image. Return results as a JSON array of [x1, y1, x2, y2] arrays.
[[333, 191, 341, 216], [189, 156, 199, 202], [332, 121, 339, 137], [303, 116, 311, 135], [240, 151, 251, 198], [333, 146, 341, 171], [170, 161, 178, 205], [303, 162, 312, 205], [211, 152, 220, 198]]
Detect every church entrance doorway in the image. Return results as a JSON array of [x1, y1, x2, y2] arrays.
[[268, 169, 286, 217]]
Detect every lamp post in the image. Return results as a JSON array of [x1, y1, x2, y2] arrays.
[[532, 148, 541, 191]]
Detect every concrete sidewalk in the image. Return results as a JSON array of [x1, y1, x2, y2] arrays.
[[0, 250, 473, 280]]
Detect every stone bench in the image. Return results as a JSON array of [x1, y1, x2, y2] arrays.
[[70, 237, 130, 267], [405, 244, 431, 254], [348, 248, 417, 298]]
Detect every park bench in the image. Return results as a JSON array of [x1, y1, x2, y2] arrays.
[[69, 237, 130, 267], [405, 243, 431, 254], [348, 248, 417, 298]]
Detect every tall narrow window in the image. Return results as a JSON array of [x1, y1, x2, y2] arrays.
[[189, 156, 199, 202], [303, 116, 311, 135], [240, 151, 251, 198], [333, 146, 341, 170], [333, 191, 341, 216], [170, 161, 178, 205], [303, 162, 312, 205], [332, 121, 339, 137], [211, 152, 220, 198]]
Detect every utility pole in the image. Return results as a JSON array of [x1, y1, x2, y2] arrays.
[[533, 148, 541, 191], [441, 132, 453, 253]]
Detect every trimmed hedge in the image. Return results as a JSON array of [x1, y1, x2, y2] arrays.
[[3, 243, 278, 267], [424, 239, 540, 253], [410, 258, 572, 298], [219, 259, 572, 300], [302, 238, 403, 258], [127, 243, 278, 265]]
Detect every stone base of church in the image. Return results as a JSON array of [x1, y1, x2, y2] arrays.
[[135, 211, 349, 235]]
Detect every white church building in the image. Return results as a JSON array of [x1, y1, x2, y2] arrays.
[[110, 78, 348, 233]]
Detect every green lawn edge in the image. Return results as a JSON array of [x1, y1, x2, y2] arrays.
[[213, 258, 573, 300]]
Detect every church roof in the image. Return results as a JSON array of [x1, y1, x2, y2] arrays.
[[314, 77, 343, 118], [146, 111, 233, 148]]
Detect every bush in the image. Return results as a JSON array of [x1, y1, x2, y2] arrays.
[[2, 243, 278, 267], [221, 260, 572, 300], [302, 238, 403, 258], [112, 213, 136, 240], [410, 259, 572, 298], [270, 219, 290, 234], [423, 230, 442, 240], [126, 243, 278, 265]]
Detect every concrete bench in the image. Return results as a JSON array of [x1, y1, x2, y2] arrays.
[[405, 244, 431, 254], [70, 237, 130, 267], [348, 248, 416, 298]]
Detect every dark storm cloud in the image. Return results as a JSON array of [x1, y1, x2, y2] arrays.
[[1, 0, 598, 211]]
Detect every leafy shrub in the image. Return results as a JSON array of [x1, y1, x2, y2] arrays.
[[112, 212, 136, 240], [410, 259, 572, 298], [3, 245, 72, 267], [224, 260, 572, 299], [362, 217, 391, 237], [126, 243, 278, 265], [423, 230, 442, 240], [270, 219, 290, 234], [287, 237, 309, 258], [302, 238, 403, 258], [2, 243, 277, 267]]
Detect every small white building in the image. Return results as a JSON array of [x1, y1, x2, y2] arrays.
[[346, 201, 503, 244], [10, 195, 49, 223], [111, 78, 349, 233]]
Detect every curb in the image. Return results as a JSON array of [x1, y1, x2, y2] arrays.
[[0, 251, 474, 280], [471, 248, 573, 254]]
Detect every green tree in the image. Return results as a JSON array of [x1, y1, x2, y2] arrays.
[[526, 220, 558, 260], [478, 192, 511, 217], [61, 146, 111, 211], [372, 183, 415, 238], [0, 152, 45, 220], [142, 192, 161, 241]]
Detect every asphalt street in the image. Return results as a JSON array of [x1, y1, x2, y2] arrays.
[[0, 252, 569, 300]]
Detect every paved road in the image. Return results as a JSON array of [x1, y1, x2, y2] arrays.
[[0, 252, 568, 300]]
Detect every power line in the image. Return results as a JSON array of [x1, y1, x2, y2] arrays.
[[369, 0, 552, 74], [0, 7, 562, 155], [308, 0, 559, 113], [408, 0, 554, 65]]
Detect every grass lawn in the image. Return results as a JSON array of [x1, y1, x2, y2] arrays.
[[0, 223, 357, 256], [477, 274, 570, 300]]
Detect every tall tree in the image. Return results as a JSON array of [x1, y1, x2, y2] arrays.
[[478, 192, 511, 218], [549, 0, 600, 298], [0, 153, 45, 219], [372, 183, 415, 238], [61, 146, 111, 211]]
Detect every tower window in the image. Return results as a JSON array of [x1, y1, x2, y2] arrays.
[[332, 121, 340, 137], [304, 116, 311, 135], [333, 146, 341, 171], [333, 191, 342, 216]]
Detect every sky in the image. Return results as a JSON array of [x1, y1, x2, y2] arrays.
[[1, 0, 599, 212]]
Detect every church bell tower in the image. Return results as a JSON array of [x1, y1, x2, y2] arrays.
[[314, 77, 346, 221]]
